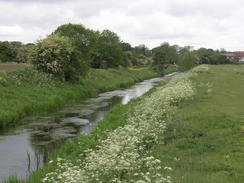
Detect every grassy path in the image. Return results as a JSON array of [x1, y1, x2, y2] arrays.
[[152, 65, 244, 183]]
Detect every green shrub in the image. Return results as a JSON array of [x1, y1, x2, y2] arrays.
[[0, 41, 16, 62], [31, 35, 88, 82], [152, 43, 178, 75], [178, 51, 197, 71]]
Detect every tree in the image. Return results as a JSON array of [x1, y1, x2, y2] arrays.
[[53, 23, 97, 65], [196, 48, 231, 65], [31, 35, 89, 82], [178, 51, 197, 71], [16, 44, 34, 63], [152, 43, 178, 74], [121, 42, 133, 51], [91, 30, 125, 68], [0, 41, 16, 62], [134, 44, 151, 57], [179, 46, 194, 54]]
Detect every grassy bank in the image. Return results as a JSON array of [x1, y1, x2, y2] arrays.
[[151, 65, 244, 183], [7, 101, 135, 183], [6, 65, 243, 183], [0, 66, 158, 128], [7, 83, 152, 183], [28, 64, 243, 183], [7, 66, 198, 183]]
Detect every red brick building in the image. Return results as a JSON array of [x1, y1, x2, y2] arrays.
[[222, 52, 244, 62]]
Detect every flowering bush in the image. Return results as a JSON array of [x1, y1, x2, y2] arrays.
[[31, 35, 89, 82], [42, 65, 209, 183]]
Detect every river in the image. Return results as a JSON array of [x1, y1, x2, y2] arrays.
[[0, 72, 178, 183]]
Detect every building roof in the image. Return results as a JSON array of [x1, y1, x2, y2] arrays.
[[234, 52, 244, 57], [222, 51, 244, 58]]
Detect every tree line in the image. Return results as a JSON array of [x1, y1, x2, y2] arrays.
[[152, 43, 231, 74], [0, 41, 34, 63], [0, 23, 232, 82]]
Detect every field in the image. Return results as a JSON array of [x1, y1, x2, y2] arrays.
[[0, 63, 29, 72], [152, 65, 244, 183]]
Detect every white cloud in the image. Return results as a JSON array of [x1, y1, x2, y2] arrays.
[[0, 0, 244, 50]]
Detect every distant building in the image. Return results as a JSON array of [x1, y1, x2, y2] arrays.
[[221, 52, 244, 62]]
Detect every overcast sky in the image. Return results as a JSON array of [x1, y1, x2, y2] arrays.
[[0, 0, 244, 50]]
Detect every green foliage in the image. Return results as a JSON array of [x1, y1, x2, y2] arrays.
[[178, 50, 197, 71], [125, 51, 153, 66], [91, 30, 125, 68], [196, 48, 231, 64], [16, 44, 34, 63], [53, 23, 96, 62], [152, 42, 178, 74], [0, 41, 35, 63], [163, 64, 179, 75], [121, 42, 133, 51], [31, 34, 88, 82], [134, 44, 151, 57], [0, 41, 17, 62], [53, 24, 129, 69]]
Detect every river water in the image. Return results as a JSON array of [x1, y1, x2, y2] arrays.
[[0, 72, 178, 182]]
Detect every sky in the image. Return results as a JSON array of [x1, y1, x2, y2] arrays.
[[0, 0, 244, 51]]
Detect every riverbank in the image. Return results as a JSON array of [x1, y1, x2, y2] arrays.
[[0, 67, 159, 128], [6, 66, 202, 183], [24, 64, 244, 183], [6, 65, 243, 183], [2, 74, 175, 183]]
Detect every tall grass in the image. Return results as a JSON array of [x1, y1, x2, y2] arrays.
[[0, 67, 158, 128]]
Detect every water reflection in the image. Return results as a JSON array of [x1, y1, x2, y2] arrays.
[[0, 131, 44, 181]]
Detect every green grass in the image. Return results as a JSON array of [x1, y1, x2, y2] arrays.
[[0, 66, 158, 128], [151, 65, 244, 183], [164, 64, 179, 74]]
